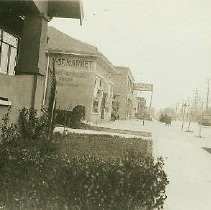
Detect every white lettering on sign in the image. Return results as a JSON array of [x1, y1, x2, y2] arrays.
[[54, 57, 93, 69], [56, 70, 89, 78], [55, 69, 90, 87]]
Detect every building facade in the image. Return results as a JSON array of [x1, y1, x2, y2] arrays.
[[46, 27, 115, 123], [0, 0, 83, 122], [112, 66, 136, 120], [135, 97, 147, 119]]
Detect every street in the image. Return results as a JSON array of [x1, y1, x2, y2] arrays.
[[99, 119, 211, 210]]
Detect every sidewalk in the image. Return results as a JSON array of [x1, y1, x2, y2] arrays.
[[97, 119, 211, 210], [96, 119, 152, 133], [54, 125, 151, 140], [170, 120, 211, 149]]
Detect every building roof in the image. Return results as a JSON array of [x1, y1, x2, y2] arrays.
[[48, 26, 98, 55], [115, 66, 130, 72], [115, 66, 135, 81], [47, 26, 116, 73]]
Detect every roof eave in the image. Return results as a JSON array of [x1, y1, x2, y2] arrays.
[[47, 48, 98, 57], [48, 0, 84, 23]]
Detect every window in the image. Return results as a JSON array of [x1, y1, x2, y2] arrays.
[[0, 97, 11, 106], [0, 29, 19, 75], [105, 84, 113, 111], [92, 76, 103, 113], [127, 76, 133, 94], [92, 99, 99, 113]]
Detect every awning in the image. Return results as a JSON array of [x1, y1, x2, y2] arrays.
[[0, 0, 84, 24], [48, 0, 84, 24]]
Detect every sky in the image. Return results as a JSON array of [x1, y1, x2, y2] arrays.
[[50, 0, 211, 109]]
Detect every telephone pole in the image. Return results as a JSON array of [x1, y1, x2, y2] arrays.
[[193, 88, 199, 121], [197, 102, 204, 138], [206, 79, 210, 110]]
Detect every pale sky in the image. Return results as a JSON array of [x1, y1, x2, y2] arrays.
[[49, 0, 211, 109]]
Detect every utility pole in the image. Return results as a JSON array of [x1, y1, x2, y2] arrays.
[[197, 102, 204, 138], [149, 89, 153, 108], [186, 98, 191, 132], [186, 99, 194, 132], [206, 79, 210, 110], [149, 88, 154, 120], [181, 103, 187, 131], [193, 88, 199, 121]]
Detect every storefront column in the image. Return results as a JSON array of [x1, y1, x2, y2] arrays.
[[17, 15, 48, 109], [17, 15, 48, 75]]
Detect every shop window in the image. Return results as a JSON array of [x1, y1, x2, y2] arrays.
[[0, 29, 18, 75]]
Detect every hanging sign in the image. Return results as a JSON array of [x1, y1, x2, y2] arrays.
[[133, 83, 153, 91]]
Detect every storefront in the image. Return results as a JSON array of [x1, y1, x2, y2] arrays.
[[46, 27, 115, 123], [0, 0, 83, 122]]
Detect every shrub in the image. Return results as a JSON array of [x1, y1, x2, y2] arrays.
[[18, 107, 49, 140], [0, 109, 19, 143], [159, 114, 172, 125], [0, 108, 168, 210], [70, 105, 85, 128], [0, 108, 61, 209], [55, 105, 85, 129], [55, 109, 70, 126], [58, 150, 168, 210]]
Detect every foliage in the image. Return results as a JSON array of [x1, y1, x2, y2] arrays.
[[55, 109, 70, 126], [71, 105, 86, 128], [0, 108, 168, 210], [0, 108, 60, 209], [0, 107, 57, 165], [56, 132, 152, 160], [18, 107, 49, 140], [57, 150, 169, 210], [55, 105, 85, 129], [159, 114, 172, 125], [0, 109, 19, 143]]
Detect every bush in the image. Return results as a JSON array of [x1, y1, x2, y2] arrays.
[[55, 109, 70, 126], [0, 108, 61, 209], [55, 105, 85, 129], [0, 108, 168, 210], [71, 105, 85, 128], [18, 107, 49, 140], [0, 149, 168, 209], [159, 114, 172, 125], [57, 151, 168, 210]]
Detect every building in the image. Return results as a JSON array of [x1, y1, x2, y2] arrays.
[[112, 66, 136, 120], [135, 97, 147, 119], [0, 0, 83, 122], [45, 27, 116, 123]]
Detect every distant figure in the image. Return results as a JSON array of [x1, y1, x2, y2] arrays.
[[143, 119, 145, 126]]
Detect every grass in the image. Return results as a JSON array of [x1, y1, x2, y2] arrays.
[[54, 132, 153, 159]]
